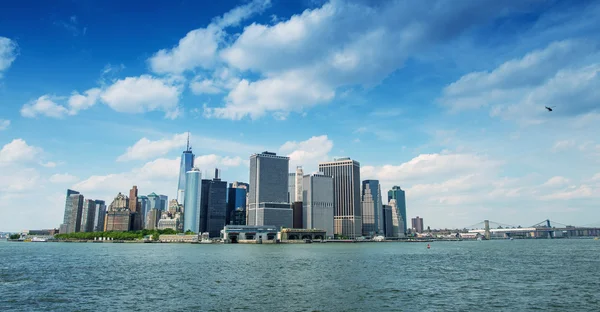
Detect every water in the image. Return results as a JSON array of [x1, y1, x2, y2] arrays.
[[1, 239, 599, 311]]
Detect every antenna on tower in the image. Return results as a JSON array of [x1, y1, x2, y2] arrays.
[[186, 132, 192, 152]]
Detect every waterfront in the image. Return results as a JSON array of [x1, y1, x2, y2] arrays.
[[1, 239, 599, 311]]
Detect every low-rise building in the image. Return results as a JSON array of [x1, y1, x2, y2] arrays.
[[222, 225, 279, 243], [280, 228, 326, 241], [159, 234, 198, 243]]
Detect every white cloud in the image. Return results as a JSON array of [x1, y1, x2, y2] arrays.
[[41, 161, 57, 168], [190, 79, 222, 94], [117, 132, 188, 162], [0, 37, 18, 77], [148, 0, 271, 74], [279, 135, 333, 172], [541, 176, 570, 188], [552, 140, 576, 152], [207, 0, 528, 119], [49, 173, 79, 184], [0, 168, 40, 193], [194, 154, 244, 170], [0, 119, 9, 130], [68, 88, 101, 114], [20, 95, 69, 118], [440, 40, 600, 121], [100, 75, 182, 119], [0, 139, 43, 166]]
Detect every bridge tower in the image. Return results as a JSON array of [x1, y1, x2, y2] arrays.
[[484, 220, 491, 240], [546, 219, 554, 239]]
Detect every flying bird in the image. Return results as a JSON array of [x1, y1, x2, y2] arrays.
[[545, 106, 556, 112]]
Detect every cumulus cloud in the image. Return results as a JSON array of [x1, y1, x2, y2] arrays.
[[440, 40, 600, 121], [194, 154, 244, 170], [279, 135, 333, 172], [117, 132, 188, 162], [20, 95, 69, 118], [21, 75, 183, 119], [0, 139, 43, 166], [148, 0, 271, 74], [0, 119, 9, 130], [205, 0, 532, 119], [0, 37, 18, 77]]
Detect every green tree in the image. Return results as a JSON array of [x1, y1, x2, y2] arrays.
[[185, 230, 194, 235], [9, 233, 20, 240]]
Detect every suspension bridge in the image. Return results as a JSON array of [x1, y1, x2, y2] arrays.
[[463, 219, 600, 239]]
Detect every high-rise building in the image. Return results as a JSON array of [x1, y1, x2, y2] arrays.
[[129, 186, 142, 231], [159, 195, 168, 210], [105, 193, 130, 232], [81, 199, 96, 233], [412, 216, 424, 233], [62, 191, 84, 234], [93, 200, 106, 232], [248, 152, 292, 228], [147, 193, 161, 211], [146, 208, 160, 230], [292, 202, 303, 229], [388, 186, 407, 234], [183, 168, 202, 233], [199, 169, 228, 237], [318, 157, 361, 238], [361, 180, 382, 237], [302, 173, 334, 237], [390, 199, 405, 237], [382, 204, 393, 237], [227, 182, 248, 225], [287, 167, 304, 203], [177, 133, 195, 205], [138, 196, 148, 228]]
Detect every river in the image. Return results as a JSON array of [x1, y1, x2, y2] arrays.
[[1, 239, 599, 311]]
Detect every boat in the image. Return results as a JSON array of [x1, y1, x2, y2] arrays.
[[594, 237, 599, 241], [31, 237, 47, 242]]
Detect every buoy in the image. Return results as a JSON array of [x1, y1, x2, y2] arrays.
[[427, 244, 430, 249]]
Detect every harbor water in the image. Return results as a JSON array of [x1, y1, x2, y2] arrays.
[[1, 239, 599, 311]]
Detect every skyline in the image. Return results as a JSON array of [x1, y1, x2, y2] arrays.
[[2, 0, 600, 231]]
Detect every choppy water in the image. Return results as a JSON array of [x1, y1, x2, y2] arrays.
[[1, 239, 599, 311]]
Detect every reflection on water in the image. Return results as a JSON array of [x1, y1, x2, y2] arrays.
[[1, 240, 599, 311]]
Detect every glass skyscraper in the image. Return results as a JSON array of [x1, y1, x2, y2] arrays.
[[361, 180, 382, 236], [183, 169, 202, 233], [227, 182, 249, 225], [200, 170, 228, 237], [177, 134, 195, 205], [388, 186, 407, 234], [319, 158, 361, 238]]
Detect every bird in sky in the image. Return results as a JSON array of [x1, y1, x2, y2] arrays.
[[545, 106, 556, 112]]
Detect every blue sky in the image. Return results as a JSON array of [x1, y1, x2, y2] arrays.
[[1, 0, 600, 231]]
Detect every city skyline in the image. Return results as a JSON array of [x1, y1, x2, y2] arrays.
[[2, 0, 600, 232]]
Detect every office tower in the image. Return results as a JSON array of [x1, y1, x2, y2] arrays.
[[183, 168, 202, 233], [177, 133, 195, 205], [318, 157, 361, 238], [361, 180, 382, 237], [81, 199, 96, 232], [227, 182, 249, 225], [382, 204, 393, 237], [388, 186, 407, 234], [389, 199, 405, 237], [62, 191, 84, 234], [200, 169, 228, 237], [60, 189, 79, 233], [105, 192, 131, 232], [292, 202, 303, 228], [129, 186, 142, 231], [138, 196, 148, 228], [288, 173, 295, 203], [159, 195, 168, 210], [147, 193, 160, 210], [146, 209, 160, 230], [248, 151, 292, 228], [302, 173, 334, 237], [412, 216, 424, 233], [295, 167, 303, 203], [93, 200, 106, 232]]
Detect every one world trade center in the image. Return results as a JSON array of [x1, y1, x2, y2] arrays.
[[177, 133, 195, 205]]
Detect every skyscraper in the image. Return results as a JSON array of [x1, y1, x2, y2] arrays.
[[147, 193, 161, 211], [183, 168, 202, 233], [62, 191, 84, 234], [81, 199, 96, 233], [302, 173, 334, 237], [227, 181, 248, 225], [361, 180, 383, 236], [288, 166, 304, 203], [412, 216, 424, 233], [105, 193, 130, 232], [319, 157, 361, 238], [388, 186, 407, 234], [390, 199, 405, 237], [177, 133, 195, 205], [138, 196, 148, 228], [159, 195, 168, 210], [200, 169, 228, 237], [248, 151, 292, 228], [382, 204, 393, 237], [93, 200, 106, 232], [129, 186, 142, 231]]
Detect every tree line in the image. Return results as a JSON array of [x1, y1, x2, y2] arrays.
[[54, 228, 177, 241]]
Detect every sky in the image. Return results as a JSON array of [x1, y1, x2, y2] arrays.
[[1, 0, 600, 232]]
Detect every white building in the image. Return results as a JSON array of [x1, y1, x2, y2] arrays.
[[302, 173, 334, 238]]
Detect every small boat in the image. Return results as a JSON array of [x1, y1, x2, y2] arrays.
[[31, 237, 47, 242]]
